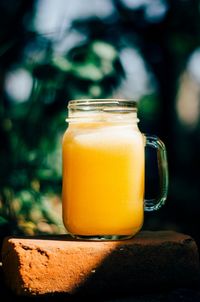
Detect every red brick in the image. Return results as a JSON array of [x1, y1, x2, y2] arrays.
[[1, 231, 200, 296]]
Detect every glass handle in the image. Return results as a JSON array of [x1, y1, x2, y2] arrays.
[[144, 135, 169, 211]]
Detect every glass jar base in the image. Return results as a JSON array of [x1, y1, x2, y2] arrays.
[[70, 234, 135, 241]]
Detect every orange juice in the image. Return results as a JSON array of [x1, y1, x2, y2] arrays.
[[62, 122, 145, 237]]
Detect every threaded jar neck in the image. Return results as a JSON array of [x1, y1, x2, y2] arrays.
[[66, 99, 139, 124]]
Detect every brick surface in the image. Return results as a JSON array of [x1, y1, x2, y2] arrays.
[[1, 231, 200, 296]]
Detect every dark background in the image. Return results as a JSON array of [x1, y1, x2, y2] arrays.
[[0, 0, 200, 246]]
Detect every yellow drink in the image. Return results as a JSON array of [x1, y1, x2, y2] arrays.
[[62, 122, 145, 237]]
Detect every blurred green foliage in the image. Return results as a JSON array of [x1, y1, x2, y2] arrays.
[[0, 1, 125, 236]]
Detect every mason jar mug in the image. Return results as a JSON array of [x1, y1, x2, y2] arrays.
[[62, 99, 168, 240]]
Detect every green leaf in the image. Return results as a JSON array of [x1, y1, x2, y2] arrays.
[[73, 63, 103, 81], [92, 41, 117, 61], [0, 216, 8, 225], [52, 55, 72, 72]]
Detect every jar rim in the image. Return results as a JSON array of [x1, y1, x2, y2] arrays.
[[68, 98, 137, 110]]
